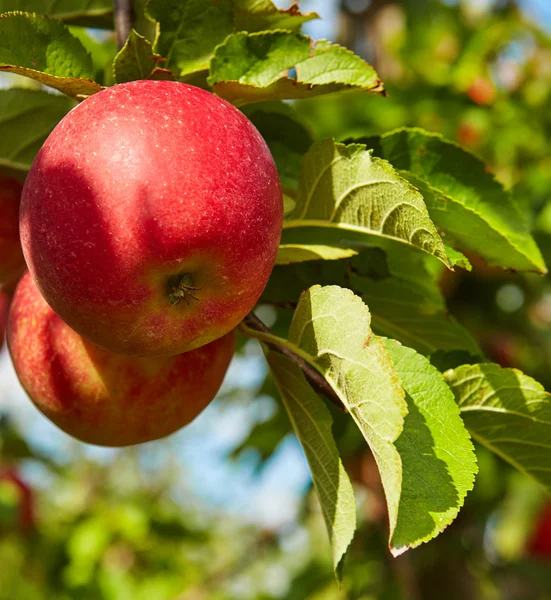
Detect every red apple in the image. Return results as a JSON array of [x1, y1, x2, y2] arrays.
[[0, 290, 8, 350], [8, 272, 235, 446], [21, 81, 282, 357], [0, 176, 25, 287]]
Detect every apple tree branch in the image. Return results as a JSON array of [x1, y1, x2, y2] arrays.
[[241, 312, 347, 413]]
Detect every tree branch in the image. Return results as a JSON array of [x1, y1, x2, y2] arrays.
[[114, 0, 133, 50], [242, 313, 347, 413]]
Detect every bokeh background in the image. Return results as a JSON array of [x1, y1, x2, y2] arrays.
[[2, 0, 551, 598]]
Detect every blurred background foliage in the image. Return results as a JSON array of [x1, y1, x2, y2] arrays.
[[2, 0, 551, 598]]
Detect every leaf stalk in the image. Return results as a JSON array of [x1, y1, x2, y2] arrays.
[[240, 312, 347, 413]]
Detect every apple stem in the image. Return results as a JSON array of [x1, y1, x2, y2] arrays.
[[241, 312, 347, 413], [168, 273, 201, 307]]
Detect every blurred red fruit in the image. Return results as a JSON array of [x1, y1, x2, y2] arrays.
[[456, 122, 482, 148], [527, 503, 551, 559], [467, 77, 496, 105]]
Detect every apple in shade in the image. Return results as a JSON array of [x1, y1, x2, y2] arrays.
[[0, 176, 25, 287], [7, 272, 235, 447], [20, 80, 283, 357]]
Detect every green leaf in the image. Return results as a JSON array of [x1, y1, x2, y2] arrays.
[[147, 0, 317, 79], [444, 245, 472, 271], [445, 363, 551, 494], [147, 0, 234, 78], [279, 138, 451, 268], [69, 26, 117, 86], [365, 128, 547, 274], [284, 285, 408, 553], [113, 29, 172, 84], [0, 12, 102, 99], [384, 339, 477, 554], [0, 0, 113, 28], [242, 101, 313, 191], [429, 350, 483, 373], [266, 351, 356, 577], [276, 245, 359, 264], [0, 88, 74, 173], [234, 0, 318, 33], [209, 32, 384, 106], [262, 247, 481, 356]]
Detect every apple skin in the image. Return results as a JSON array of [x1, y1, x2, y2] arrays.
[[20, 80, 282, 357], [8, 272, 235, 447], [0, 176, 25, 287]]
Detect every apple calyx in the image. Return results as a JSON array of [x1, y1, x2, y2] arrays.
[[167, 273, 201, 306]]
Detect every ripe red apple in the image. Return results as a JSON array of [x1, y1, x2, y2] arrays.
[[0, 290, 8, 350], [8, 272, 235, 446], [0, 176, 25, 287], [21, 80, 282, 357]]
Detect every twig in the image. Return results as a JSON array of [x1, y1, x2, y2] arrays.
[[114, 0, 133, 50], [242, 313, 347, 413]]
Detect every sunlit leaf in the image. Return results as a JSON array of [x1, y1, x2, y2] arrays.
[[0, 12, 102, 99], [284, 285, 407, 552], [280, 138, 450, 268], [445, 363, 551, 494], [113, 29, 172, 84], [365, 128, 546, 273], [267, 351, 356, 577], [384, 339, 477, 554], [209, 32, 384, 105]]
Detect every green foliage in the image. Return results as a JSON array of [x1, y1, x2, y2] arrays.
[[146, 0, 318, 78], [242, 101, 313, 191], [0, 88, 74, 172], [446, 363, 551, 493], [0, 0, 113, 28], [113, 29, 172, 83], [146, 0, 234, 77], [384, 339, 477, 553], [0, 11, 101, 98], [283, 285, 407, 554], [209, 32, 383, 105], [266, 351, 356, 577], [262, 247, 480, 355], [252, 285, 479, 558], [279, 138, 450, 267], [365, 128, 547, 273]]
